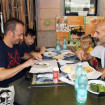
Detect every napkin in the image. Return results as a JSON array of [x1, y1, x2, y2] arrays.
[[66, 62, 102, 80], [59, 76, 74, 85], [37, 74, 53, 78]]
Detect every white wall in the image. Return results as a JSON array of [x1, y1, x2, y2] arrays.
[[97, 0, 104, 16]]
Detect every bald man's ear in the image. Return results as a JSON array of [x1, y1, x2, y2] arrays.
[[7, 30, 13, 35], [7, 30, 14, 38]]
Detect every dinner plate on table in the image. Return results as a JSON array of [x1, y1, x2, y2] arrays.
[[43, 52, 57, 57], [82, 66, 96, 75], [46, 48, 56, 52], [87, 80, 105, 94], [61, 50, 70, 53], [68, 73, 76, 81], [60, 65, 75, 74], [61, 52, 75, 57], [32, 62, 52, 70]]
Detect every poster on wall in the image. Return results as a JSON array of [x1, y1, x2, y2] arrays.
[[70, 0, 90, 12], [56, 16, 105, 48], [65, 0, 97, 16]]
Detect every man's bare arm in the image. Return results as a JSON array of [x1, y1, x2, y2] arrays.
[[0, 59, 35, 81], [21, 53, 34, 60]]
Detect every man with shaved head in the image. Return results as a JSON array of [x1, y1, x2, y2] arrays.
[[76, 20, 105, 78]]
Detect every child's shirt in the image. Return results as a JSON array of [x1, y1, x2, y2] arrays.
[[86, 47, 98, 68], [86, 47, 93, 54], [20, 41, 35, 53]]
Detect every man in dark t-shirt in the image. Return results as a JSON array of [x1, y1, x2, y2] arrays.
[[0, 41, 24, 87], [0, 18, 42, 105]]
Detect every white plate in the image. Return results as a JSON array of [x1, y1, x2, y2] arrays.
[[83, 66, 96, 75], [33, 62, 52, 70], [46, 48, 56, 52], [60, 65, 75, 74], [68, 72, 75, 81], [43, 52, 57, 57], [61, 50, 70, 53], [61, 52, 75, 57], [87, 80, 105, 94]]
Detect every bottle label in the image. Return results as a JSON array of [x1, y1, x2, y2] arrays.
[[53, 70, 59, 83]]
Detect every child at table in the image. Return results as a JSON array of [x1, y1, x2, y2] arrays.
[[69, 35, 98, 68], [20, 29, 46, 56], [20, 29, 46, 74]]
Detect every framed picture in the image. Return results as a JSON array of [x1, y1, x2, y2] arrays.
[[65, 0, 97, 16]]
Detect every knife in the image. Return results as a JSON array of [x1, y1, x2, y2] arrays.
[[57, 62, 61, 73]]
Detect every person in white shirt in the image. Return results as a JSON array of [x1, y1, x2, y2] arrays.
[[76, 20, 105, 78]]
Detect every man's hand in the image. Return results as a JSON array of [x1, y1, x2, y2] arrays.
[[75, 49, 85, 61], [30, 52, 42, 61], [23, 59, 36, 68]]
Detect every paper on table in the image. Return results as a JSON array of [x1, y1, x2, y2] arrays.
[[82, 62, 102, 79], [59, 76, 74, 85], [37, 74, 53, 79], [67, 62, 102, 80], [87, 71, 102, 79], [29, 60, 57, 73]]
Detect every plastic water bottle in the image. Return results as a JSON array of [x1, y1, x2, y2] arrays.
[[56, 37, 60, 45], [63, 36, 67, 50], [74, 62, 83, 91], [77, 71, 88, 103], [56, 38, 61, 53]]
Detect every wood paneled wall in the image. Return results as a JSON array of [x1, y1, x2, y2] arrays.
[[39, 0, 61, 31], [36, 0, 64, 47]]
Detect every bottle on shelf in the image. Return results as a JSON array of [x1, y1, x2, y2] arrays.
[[63, 36, 67, 50], [74, 62, 83, 91], [76, 71, 88, 103], [56, 38, 61, 54]]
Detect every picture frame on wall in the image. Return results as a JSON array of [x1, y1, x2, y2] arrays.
[[65, 0, 97, 16]]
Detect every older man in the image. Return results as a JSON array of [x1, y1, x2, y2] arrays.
[[76, 20, 105, 78], [0, 18, 42, 105]]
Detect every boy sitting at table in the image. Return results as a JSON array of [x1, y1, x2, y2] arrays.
[[69, 35, 98, 68], [20, 29, 46, 59], [20, 29, 46, 74]]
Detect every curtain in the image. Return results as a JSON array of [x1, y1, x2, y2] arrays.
[[0, 0, 35, 32]]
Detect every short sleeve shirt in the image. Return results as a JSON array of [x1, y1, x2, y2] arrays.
[[90, 45, 105, 68], [86, 47, 93, 54], [20, 41, 35, 53], [0, 40, 24, 87]]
